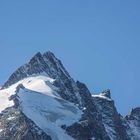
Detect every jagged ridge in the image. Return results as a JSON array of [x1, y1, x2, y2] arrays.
[[0, 51, 140, 140]]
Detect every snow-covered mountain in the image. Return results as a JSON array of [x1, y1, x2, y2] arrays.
[[0, 51, 139, 140]]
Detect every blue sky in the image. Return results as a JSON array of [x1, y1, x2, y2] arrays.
[[0, 0, 140, 115]]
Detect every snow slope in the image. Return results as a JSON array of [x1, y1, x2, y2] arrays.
[[0, 74, 82, 140]]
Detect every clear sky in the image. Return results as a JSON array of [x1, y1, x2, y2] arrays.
[[0, 0, 140, 115]]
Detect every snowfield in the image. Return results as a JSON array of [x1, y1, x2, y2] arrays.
[[0, 74, 82, 140]]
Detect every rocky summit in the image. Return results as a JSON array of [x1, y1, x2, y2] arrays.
[[0, 51, 139, 140]]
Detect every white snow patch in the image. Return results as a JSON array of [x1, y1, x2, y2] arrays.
[[0, 91, 14, 112], [0, 75, 58, 113], [92, 94, 112, 101], [7, 116, 15, 121], [18, 88, 82, 140], [0, 74, 82, 140]]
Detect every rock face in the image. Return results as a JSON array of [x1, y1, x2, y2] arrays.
[[65, 81, 110, 140], [125, 107, 140, 140], [93, 91, 130, 140], [0, 108, 52, 140], [0, 51, 140, 140]]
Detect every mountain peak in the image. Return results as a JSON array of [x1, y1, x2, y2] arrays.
[[1, 51, 140, 140], [101, 89, 111, 98], [29, 52, 44, 64], [29, 51, 54, 63], [128, 107, 140, 119], [43, 51, 55, 57], [2, 51, 71, 88], [33, 52, 42, 57]]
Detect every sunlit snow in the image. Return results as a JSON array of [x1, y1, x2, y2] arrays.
[[0, 74, 82, 140]]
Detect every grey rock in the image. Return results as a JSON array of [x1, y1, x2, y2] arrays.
[[0, 107, 52, 140], [101, 89, 111, 98], [65, 81, 110, 140], [125, 107, 140, 139], [93, 92, 130, 140]]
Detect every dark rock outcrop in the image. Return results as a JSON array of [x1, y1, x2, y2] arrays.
[[65, 81, 110, 140], [0, 107, 52, 140], [93, 91, 130, 140], [125, 107, 140, 140], [100, 89, 111, 99]]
